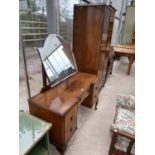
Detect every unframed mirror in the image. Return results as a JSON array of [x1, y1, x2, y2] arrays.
[[38, 34, 77, 87]]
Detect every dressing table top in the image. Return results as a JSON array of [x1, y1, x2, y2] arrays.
[[29, 72, 98, 116]]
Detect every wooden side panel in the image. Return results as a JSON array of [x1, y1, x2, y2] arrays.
[[73, 6, 104, 75], [29, 102, 65, 146], [105, 9, 116, 80], [73, 5, 115, 89], [100, 7, 111, 85]]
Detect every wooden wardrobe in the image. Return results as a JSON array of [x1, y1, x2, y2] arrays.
[[73, 4, 116, 89]]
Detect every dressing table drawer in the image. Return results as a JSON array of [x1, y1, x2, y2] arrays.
[[64, 104, 77, 142]]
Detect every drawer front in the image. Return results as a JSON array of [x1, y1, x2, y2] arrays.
[[64, 105, 77, 142]]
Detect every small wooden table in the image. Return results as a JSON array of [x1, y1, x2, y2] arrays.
[[113, 44, 135, 75], [19, 112, 52, 155]]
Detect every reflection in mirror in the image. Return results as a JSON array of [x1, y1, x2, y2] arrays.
[[38, 34, 77, 87]]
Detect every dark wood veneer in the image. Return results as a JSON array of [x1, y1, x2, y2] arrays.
[[29, 72, 98, 154], [28, 4, 116, 154], [73, 4, 116, 88]]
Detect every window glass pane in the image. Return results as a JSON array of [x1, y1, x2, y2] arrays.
[[59, 0, 80, 42], [19, 0, 47, 111]]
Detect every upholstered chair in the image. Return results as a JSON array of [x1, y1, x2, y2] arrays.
[[108, 94, 135, 155]]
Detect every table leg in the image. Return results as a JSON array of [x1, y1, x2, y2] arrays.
[[127, 55, 134, 75], [56, 145, 67, 155], [95, 98, 99, 110]]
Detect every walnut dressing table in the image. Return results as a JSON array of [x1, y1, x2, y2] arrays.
[[28, 35, 99, 154]]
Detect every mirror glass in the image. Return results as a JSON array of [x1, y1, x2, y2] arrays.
[[38, 34, 77, 86]]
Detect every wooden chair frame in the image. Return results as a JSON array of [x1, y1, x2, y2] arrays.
[[109, 129, 135, 155]]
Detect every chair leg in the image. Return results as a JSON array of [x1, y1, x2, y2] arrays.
[[127, 139, 134, 155], [127, 55, 134, 75], [108, 130, 117, 155]]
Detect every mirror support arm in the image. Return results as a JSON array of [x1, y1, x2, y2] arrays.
[[42, 63, 47, 87]]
